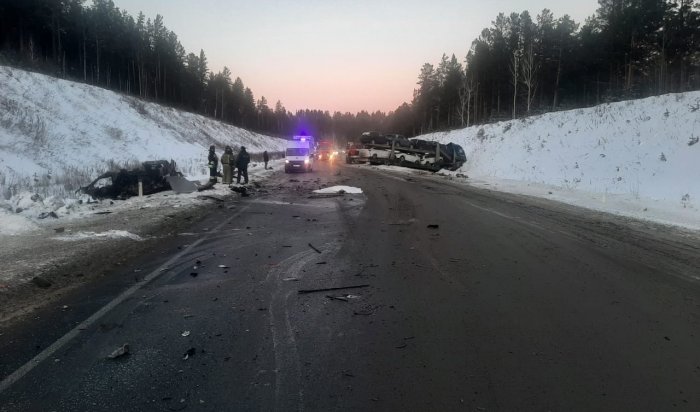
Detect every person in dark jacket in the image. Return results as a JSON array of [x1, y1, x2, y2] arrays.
[[263, 151, 270, 170], [221, 146, 234, 184], [236, 146, 251, 184], [208, 145, 218, 184]]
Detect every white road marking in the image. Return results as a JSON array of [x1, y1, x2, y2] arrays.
[[0, 205, 249, 394]]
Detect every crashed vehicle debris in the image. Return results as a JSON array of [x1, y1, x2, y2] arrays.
[[79, 160, 180, 199], [356, 131, 467, 171]]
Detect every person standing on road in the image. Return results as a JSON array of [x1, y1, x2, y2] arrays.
[[221, 146, 234, 184], [236, 146, 251, 184], [263, 150, 270, 170], [208, 145, 219, 184]]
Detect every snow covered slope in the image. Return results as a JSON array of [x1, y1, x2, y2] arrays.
[[420, 93, 700, 229], [0, 65, 286, 197]]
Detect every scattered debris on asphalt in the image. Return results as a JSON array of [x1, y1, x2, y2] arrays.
[[183, 347, 196, 360], [38, 211, 59, 219], [230, 186, 252, 197], [308, 243, 322, 254], [298, 284, 369, 294], [31, 276, 52, 289], [189, 272, 198, 277], [107, 343, 130, 359], [197, 195, 225, 202], [53, 227, 65, 233], [316, 261, 327, 265], [181, 331, 190, 337], [282, 277, 300, 282], [427, 224, 440, 229], [218, 265, 229, 269], [326, 294, 361, 302]]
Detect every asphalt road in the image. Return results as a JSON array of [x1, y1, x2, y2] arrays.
[[1, 160, 699, 411]]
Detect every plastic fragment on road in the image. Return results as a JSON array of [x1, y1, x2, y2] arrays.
[[181, 331, 190, 337], [426, 224, 440, 229], [183, 347, 196, 360], [107, 343, 130, 359], [218, 265, 229, 268], [326, 294, 361, 302]]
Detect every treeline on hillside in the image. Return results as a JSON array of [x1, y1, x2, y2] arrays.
[[0, 0, 268, 130], [0, 0, 394, 140], [1, 1, 699, 143], [410, 0, 700, 133]]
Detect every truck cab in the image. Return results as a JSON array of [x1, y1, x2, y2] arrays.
[[317, 140, 336, 161], [285, 136, 314, 173]]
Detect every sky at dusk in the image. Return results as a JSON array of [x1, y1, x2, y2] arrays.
[[113, 0, 599, 114]]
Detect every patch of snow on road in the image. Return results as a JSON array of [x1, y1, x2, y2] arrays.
[[53, 230, 144, 241], [0, 208, 38, 235], [313, 186, 363, 194]]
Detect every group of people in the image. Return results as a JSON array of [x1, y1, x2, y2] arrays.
[[208, 146, 270, 185]]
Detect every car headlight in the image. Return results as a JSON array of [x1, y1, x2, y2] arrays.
[[285, 159, 290, 164], [304, 157, 310, 164]]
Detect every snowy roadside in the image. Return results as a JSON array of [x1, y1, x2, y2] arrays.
[[369, 164, 700, 232], [0, 161, 281, 322]]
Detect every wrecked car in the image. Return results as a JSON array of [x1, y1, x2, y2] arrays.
[[79, 160, 180, 199]]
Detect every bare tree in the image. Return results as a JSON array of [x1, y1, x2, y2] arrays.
[[457, 71, 475, 127], [521, 43, 539, 114], [510, 49, 521, 119]]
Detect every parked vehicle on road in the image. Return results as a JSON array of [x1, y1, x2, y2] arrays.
[[317, 139, 337, 161], [285, 136, 314, 173], [346, 142, 361, 163]]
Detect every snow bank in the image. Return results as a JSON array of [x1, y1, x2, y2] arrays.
[[0, 65, 286, 198], [53, 230, 144, 241], [419, 93, 700, 229]]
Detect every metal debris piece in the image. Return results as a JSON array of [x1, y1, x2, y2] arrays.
[[107, 343, 130, 359], [298, 284, 369, 294], [183, 347, 196, 360], [31, 276, 52, 289]]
